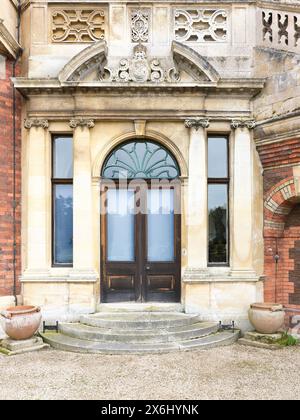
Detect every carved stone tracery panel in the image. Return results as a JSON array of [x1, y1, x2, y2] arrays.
[[174, 9, 228, 42], [52, 9, 106, 43], [261, 9, 300, 50], [131, 9, 150, 43]]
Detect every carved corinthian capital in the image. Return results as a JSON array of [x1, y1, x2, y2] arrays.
[[24, 119, 49, 129], [184, 118, 210, 131], [69, 118, 95, 129], [231, 119, 256, 130]]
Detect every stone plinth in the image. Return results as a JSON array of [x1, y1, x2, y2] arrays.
[[0, 336, 49, 356], [238, 331, 283, 350]]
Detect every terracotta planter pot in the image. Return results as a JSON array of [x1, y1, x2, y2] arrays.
[[248, 303, 285, 334], [0, 306, 42, 340]]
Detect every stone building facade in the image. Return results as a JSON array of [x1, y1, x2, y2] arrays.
[[0, 0, 299, 332]]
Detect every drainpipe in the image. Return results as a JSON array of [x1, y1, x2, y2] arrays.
[[12, 1, 22, 304]]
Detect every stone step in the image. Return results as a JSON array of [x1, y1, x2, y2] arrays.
[[40, 330, 240, 355], [97, 303, 184, 313], [58, 321, 219, 343], [80, 312, 200, 330]]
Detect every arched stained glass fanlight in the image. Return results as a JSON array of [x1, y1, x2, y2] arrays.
[[102, 140, 180, 179]]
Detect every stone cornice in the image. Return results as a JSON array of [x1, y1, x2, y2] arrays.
[[12, 77, 266, 97], [0, 19, 22, 59], [184, 118, 210, 130], [69, 118, 95, 129], [24, 118, 49, 129]]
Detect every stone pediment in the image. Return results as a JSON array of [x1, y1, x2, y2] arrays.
[[58, 40, 220, 86]]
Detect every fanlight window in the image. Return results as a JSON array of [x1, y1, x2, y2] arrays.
[[102, 140, 180, 179]]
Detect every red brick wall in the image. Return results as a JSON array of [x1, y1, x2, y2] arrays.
[[258, 138, 300, 325], [0, 56, 21, 297]]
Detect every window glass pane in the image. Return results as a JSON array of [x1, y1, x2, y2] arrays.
[[208, 184, 228, 264], [107, 189, 135, 262], [147, 189, 174, 262], [102, 141, 180, 179], [208, 137, 228, 178], [53, 137, 73, 179], [54, 184, 73, 264]]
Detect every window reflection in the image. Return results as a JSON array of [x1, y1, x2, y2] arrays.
[[208, 136, 228, 179], [208, 184, 228, 264], [54, 185, 73, 264], [53, 137, 73, 179]]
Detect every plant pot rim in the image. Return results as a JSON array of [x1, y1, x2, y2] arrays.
[[5, 305, 40, 316], [250, 302, 283, 312]]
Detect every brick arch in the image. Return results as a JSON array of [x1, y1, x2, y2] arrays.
[[264, 177, 298, 238]]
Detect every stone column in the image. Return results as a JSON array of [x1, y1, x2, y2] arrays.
[[69, 118, 96, 278], [184, 118, 210, 270], [231, 119, 256, 276], [24, 119, 49, 271]]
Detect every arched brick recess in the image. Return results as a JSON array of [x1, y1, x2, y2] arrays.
[[264, 177, 300, 320]]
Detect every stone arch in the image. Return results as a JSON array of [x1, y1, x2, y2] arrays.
[[92, 130, 188, 179]]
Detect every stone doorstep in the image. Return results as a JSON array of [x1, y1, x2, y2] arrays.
[[0, 336, 50, 356]]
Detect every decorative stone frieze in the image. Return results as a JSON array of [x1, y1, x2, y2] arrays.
[[69, 118, 95, 129], [51, 9, 106, 43], [131, 9, 150, 43], [101, 43, 180, 83], [184, 118, 210, 130], [24, 119, 49, 129], [231, 119, 256, 130], [174, 9, 228, 43]]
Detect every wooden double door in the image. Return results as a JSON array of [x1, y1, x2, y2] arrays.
[[101, 182, 181, 303]]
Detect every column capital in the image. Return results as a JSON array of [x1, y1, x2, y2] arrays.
[[184, 118, 210, 131], [24, 119, 49, 129], [69, 118, 95, 129], [231, 119, 256, 130]]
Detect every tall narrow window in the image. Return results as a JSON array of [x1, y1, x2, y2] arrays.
[[52, 136, 73, 266], [208, 136, 229, 265]]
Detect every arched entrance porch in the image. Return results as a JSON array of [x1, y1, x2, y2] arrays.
[[100, 139, 182, 303]]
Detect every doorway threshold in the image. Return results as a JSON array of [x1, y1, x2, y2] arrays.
[[96, 302, 184, 313]]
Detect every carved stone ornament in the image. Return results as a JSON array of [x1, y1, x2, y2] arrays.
[[184, 118, 210, 130], [69, 118, 95, 129], [52, 9, 106, 43], [101, 43, 180, 84], [231, 119, 256, 130], [174, 9, 228, 42], [24, 119, 49, 129], [131, 9, 150, 43]]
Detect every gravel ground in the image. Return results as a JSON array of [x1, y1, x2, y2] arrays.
[[0, 344, 299, 400]]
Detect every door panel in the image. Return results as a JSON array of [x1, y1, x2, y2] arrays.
[[101, 183, 181, 303]]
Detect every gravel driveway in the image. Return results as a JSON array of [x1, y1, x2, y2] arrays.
[[0, 345, 299, 400]]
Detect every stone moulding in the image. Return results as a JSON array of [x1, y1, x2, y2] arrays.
[[0, 19, 22, 59]]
